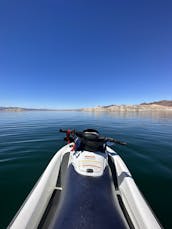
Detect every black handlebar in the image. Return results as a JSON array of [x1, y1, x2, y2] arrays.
[[59, 129, 127, 145], [59, 129, 73, 133], [104, 137, 127, 145]]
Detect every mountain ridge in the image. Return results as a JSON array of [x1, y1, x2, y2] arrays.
[[0, 100, 172, 112], [140, 100, 172, 107], [82, 100, 172, 112]]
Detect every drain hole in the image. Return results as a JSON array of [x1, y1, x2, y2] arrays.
[[86, 168, 94, 173]]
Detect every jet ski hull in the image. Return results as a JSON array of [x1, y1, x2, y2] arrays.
[[8, 144, 162, 229]]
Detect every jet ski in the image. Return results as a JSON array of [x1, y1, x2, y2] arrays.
[[8, 129, 162, 229]]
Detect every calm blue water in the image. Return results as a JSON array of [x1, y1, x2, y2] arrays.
[[0, 111, 172, 229]]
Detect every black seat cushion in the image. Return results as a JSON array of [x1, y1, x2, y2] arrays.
[[50, 165, 129, 229]]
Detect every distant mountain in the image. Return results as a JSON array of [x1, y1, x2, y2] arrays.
[[0, 107, 27, 112], [140, 100, 172, 107], [82, 100, 172, 112], [0, 107, 56, 112], [1, 100, 172, 112], [0, 107, 80, 112]]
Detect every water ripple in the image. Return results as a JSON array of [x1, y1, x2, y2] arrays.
[[0, 111, 172, 229]]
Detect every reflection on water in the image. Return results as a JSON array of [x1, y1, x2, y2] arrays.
[[84, 110, 172, 121], [0, 111, 172, 229]]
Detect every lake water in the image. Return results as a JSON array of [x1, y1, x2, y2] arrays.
[[0, 111, 172, 229]]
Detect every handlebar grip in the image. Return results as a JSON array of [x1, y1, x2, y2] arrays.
[[59, 129, 69, 133], [59, 129, 76, 134], [115, 141, 127, 145], [106, 137, 127, 145]]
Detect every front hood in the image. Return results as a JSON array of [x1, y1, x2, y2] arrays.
[[70, 150, 108, 177]]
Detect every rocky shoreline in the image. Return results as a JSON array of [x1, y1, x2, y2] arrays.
[[82, 104, 172, 112], [1, 100, 172, 112], [82, 100, 172, 112], [0, 107, 81, 112]]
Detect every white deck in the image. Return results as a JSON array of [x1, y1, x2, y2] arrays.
[[8, 144, 161, 229]]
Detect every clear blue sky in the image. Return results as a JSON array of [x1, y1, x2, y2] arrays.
[[0, 0, 172, 109]]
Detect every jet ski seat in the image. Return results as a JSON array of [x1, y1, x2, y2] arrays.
[[49, 164, 129, 229]]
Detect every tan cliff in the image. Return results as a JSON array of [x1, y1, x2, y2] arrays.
[[1, 100, 172, 112], [82, 102, 172, 112]]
